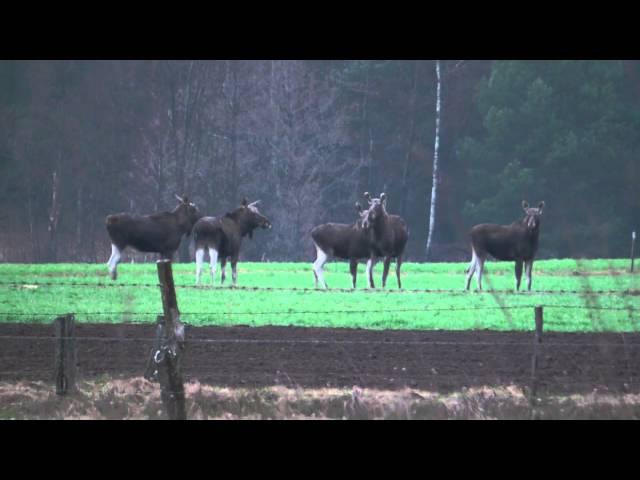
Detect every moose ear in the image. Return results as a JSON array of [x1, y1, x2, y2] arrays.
[[380, 192, 387, 203], [241, 198, 248, 207], [538, 201, 545, 212], [355, 202, 362, 213], [522, 200, 529, 210], [364, 192, 372, 204]]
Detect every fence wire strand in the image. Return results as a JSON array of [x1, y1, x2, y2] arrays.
[[0, 280, 638, 296], [1, 334, 640, 349]]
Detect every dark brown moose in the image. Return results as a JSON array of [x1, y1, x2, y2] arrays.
[[105, 195, 201, 280], [193, 198, 271, 286], [465, 201, 545, 291], [360, 192, 409, 289], [310, 203, 374, 289]]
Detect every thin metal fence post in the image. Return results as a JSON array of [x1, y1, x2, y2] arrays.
[[631, 231, 636, 273], [529, 306, 544, 418], [54, 313, 76, 395]]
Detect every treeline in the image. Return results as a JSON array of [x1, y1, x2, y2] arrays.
[[0, 60, 638, 263]]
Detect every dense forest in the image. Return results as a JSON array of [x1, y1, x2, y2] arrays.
[[1, 60, 639, 263]]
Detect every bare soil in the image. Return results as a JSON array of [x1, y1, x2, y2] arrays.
[[2, 323, 640, 418], [2, 322, 640, 393]]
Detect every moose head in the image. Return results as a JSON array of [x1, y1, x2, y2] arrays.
[[522, 200, 545, 231], [238, 198, 271, 239], [174, 194, 201, 236], [362, 192, 387, 230]]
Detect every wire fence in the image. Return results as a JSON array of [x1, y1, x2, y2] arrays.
[[1, 270, 639, 420], [1, 280, 639, 296], [1, 333, 640, 348], [1, 325, 638, 399]]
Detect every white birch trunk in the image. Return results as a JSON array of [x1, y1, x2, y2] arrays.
[[426, 60, 441, 258]]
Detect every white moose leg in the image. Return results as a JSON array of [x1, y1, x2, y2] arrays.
[[525, 260, 533, 291], [209, 248, 218, 285], [195, 248, 205, 285], [465, 248, 478, 291], [312, 243, 329, 289], [365, 257, 376, 289], [107, 244, 122, 280]]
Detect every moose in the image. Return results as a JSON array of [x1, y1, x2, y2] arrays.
[[361, 192, 409, 289], [310, 202, 377, 289], [105, 195, 201, 280], [465, 201, 545, 291], [193, 198, 272, 286]]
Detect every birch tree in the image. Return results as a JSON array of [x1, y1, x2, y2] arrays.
[[425, 60, 441, 258], [426, 60, 466, 259]]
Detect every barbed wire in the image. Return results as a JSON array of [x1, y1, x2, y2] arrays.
[[0, 280, 638, 296], [0, 281, 160, 289], [0, 303, 636, 321], [1, 334, 639, 348], [542, 305, 638, 311], [0, 305, 541, 319]]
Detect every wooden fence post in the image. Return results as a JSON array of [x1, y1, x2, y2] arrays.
[[154, 260, 186, 420], [144, 316, 166, 382], [529, 306, 544, 418], [54, 313, 76, 395]]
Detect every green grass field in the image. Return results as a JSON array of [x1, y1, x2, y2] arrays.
[[0, 259, 638, 332]]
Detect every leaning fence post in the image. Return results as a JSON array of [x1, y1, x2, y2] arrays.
[[529, 306, 544, 417], [54, 313, 76, 395], [154, 260, 186, 420]]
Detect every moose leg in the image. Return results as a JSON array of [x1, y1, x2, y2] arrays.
[[366, 256, 376, 289], [465, 249, 478, 290], [220, 258, 228, 285], [231, 257, 239, 286], [476, 257, 486, 291], [107, 246, 115, 277], [396, 255, 403, 289], [195, 248, 205, 285], [349, 259, 358, 289], [525, 260, 533, 291], [312, 244, 329, 289], [107, 244, 122, 281], [382, 257, 392, 289], [208, 248, 218, 284], [515, 260, 523, 291]]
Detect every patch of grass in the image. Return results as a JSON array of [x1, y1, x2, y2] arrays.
[[0, 259, 638, 332]]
